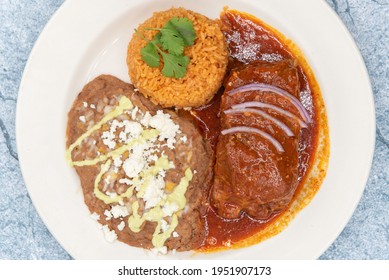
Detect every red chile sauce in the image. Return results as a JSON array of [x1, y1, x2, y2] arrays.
[[188, 10, 318, 250]]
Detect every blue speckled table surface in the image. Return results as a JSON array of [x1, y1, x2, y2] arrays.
[[0, 0, 388, 260]]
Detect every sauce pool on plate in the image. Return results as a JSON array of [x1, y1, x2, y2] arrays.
[[189, 9, 326, 252]]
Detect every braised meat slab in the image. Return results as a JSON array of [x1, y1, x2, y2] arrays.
[[211, 60, 311, 220]]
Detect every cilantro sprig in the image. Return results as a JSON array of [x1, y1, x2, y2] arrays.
[[135, 17, 196, 79]]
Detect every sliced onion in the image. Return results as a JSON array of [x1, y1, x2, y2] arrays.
[[231, 101, 308, 128], [224, 108, 294, 137], [228, 83, 312, 123], [221, 126, 284, 153], [190, 111, 209, 133]]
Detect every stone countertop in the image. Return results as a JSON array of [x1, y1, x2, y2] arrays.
[[0, 0, 388, 259]]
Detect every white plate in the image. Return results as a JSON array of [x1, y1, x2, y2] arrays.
[[16, 0, 375, 259]]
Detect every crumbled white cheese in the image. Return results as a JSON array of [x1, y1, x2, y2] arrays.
[[151, 246, 167, 255], [180, 135, 188, 143], [101, 225, 117, 243], [110, 205, 129, 218], [118, 131, 127, 143], [167, 139, 175, 150], [162, 202, 179, 216], [131, 106, 139, 120], [117, 121, 143, 144], [90, 104, 96, 109], [83, 102, 88, 108], [111, 119, 122, 130], [160, 219, 168, 233], [148, 154, 158, 164], [113, 156, 123, 169], [172, 231, 179, 238], [143, 175, 166, 209], [119, 178, 133, 185], [117, 221, 125, 231], [101, 114, 146, 148], [134, 178, 144, 192], [102, 119, 130, 149], [101, 131, 116, 149], [104, 209, 112, 220], [90, 212, 100, 221], [106, 191, 117, 199], [79, 116, 86, 123], [140, 112, 151, 127], [158, 169, 166, 178], [123, 120, 143, 138], [131, 142, 146, 157], [135, 144, 157, 165], [123, 153, 145, 178], [149, 110, 180, 149]]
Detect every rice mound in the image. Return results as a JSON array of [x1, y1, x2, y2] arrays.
[[127, 7, 228, 108]]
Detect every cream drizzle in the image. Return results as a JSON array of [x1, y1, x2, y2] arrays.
[[66, 96, 133, 166], [128, 168, 192, 247], [93, 159, 135, 204]]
